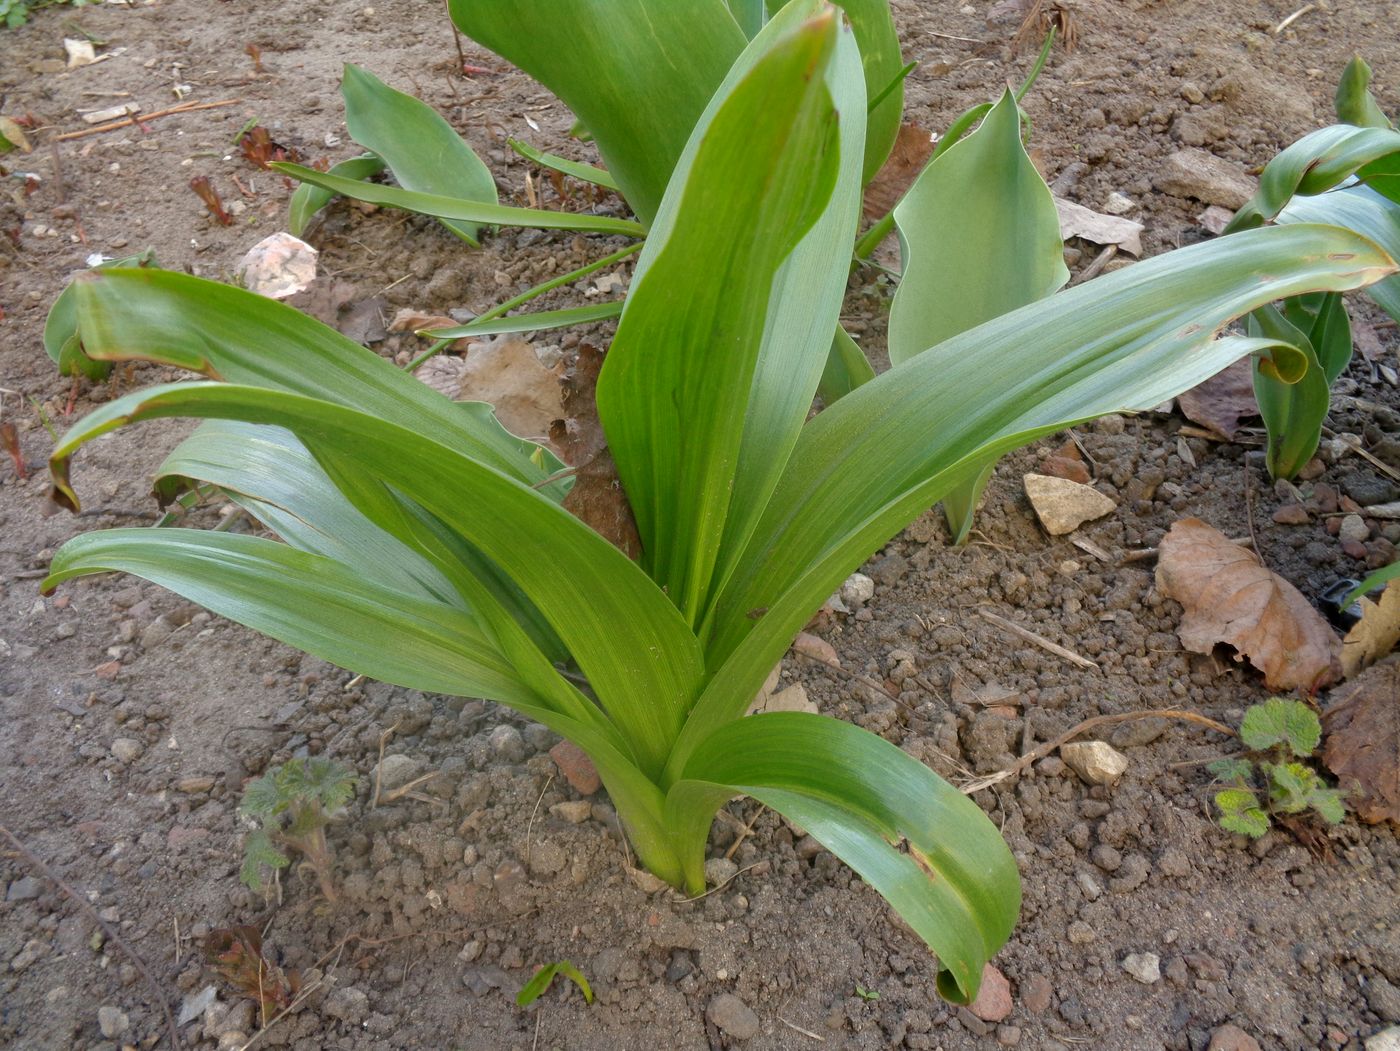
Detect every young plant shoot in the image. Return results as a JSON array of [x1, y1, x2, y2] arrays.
[[40, 4, 1397, 1004]]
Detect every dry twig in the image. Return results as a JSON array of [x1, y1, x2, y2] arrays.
[[977, 609, 1098, 670], [52, 99, 241, 142]]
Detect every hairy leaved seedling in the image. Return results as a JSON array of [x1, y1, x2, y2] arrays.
[[1209, 698, 1346, 839], [41, 4, 1397, 1004], [239, 758, 355, 902]]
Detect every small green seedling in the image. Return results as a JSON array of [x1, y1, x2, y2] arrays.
[[1209, 698, 1346, 839], [516, 961, 594, 1007], [239, 758, 355, 902], [855, 985, 881, 1001], [1, 0, 94, 29]]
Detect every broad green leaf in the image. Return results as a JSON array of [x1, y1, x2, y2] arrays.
[[507, 138, 618, 191], [887, 90, 1066, 541], [49, 383, 703, 779], [43, 529, 533, 703], [1311, 789, 1346, 825], [272, 163, 646, 238], [69, 268, 567, 498], [772, 0, 904, 183], [728, 0, 767, 38], [1275, 185, 1400, 322], [516, 961, 594, 1006], [668, 713, 1019, 1004], [889, 90, 1066, 364], [287, 153, 385, 237], [1268, 761, 1319, 812], [154, 420, 460, 605], [448, 0, 746, 228], [43, 250, 156, 379], [1226, 124, 1400, 231], [1240, 698, 1321, 756], [817, 325, 877, 405], [340, 64, 498, 245], [598, 9, 844, 625], [1345, 560, 1400, 605], [1248, 303, 1332, 480], [1335, 57, 1394, 130], [424, 301, 623, 340], [1283, 292, 1351, 384], [670, 223, 1393, 772], [1207, 757, 1254, 783], [1215, 789, 1269, 838]]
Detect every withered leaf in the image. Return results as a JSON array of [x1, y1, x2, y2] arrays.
[[1341, 579, 1400, 679], [457, 336, 561, 440], [1177, 358, 1258, 440], [1156, 518, 1342, 691], [1322, 655, 1400, 825], [551, 344, 641, 559], [862, 122, 934, 220]]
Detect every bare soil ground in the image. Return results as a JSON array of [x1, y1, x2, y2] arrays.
[[2, 2, 1398, 1050]]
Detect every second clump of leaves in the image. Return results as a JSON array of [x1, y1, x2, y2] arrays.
[[1209, 698, 1345, 838], [239, 758, 355, 902]]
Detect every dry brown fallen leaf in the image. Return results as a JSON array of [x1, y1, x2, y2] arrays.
[[1177, 359, 1258, 440], [1342, 580, 1400, 678], [1156, 518, 1342, 692], [1052, 197, 1143, 256], [550, 344, 642, 559], [456, 336, 560, 439], [1322, 655, 1400, 825], [861, 122, 934, 220]]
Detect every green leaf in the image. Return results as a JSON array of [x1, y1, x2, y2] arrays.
[[68, 268, 567, 498], [1267, 761, 1320, 812], [240, 829, 289, 890], [1226, 124, 1400, 231], [668, 712, 1020, 1005], [423, 301, 623, 340], [48, 383, 702, 779], [1274, 184, 1400, 324], [1335, 57, 1394, 130], [287, 758, 356, 812], [1239, 698, 1322, 757], [272, 163, 645, 239], [241, 771, 286, 818], [1248, 303, 1332, 480], [1310, 789, 1346, 825], [448, 0, 746, 228], [1207, 757, 1254, 784], [516, 961, 594, 1006], [728, 0, 766, 37], [43, 250, 156, 379], [340, 64, 498, 245], [674, 223, 1392, 773], [598, 7, 846, 625], [506, 138, 618, 191], [287, 153, 385, 238], [889, 90, 1068, 365], [43, 528, 541, 705], [817, 325, 876, 405], [887, 90, 1066, 539], [1345, 560, 1400, 605], [1215, 789, 1270, 838]]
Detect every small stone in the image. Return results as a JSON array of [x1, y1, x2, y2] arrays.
[[175, 776, 215, 794], [1121, 952, 1161, 984], [1271, 504, 1310, 525], [527, 840, 567, 877], [704, 857, 739, 887], [1343, 538, 1369, 560], [626, 867, 669, 894], [1198, 205, 1235, 235], [7, 877, 42, 902], [749, 683, 817, 716], [323, 986, 369, 1026], [839, 572, 875, 609], [1365, 1026, 1400, 1051], [1023, 474, 1117, 535], [488, 725, 526, 763], [791, 632, 840, 667], [1339, 514, 1370, 544], [111, 738, 144, 764], [1298, 457, 1326, 481], [140, 614, 177, 649], [1022, 974, 1052, 1013], [968, 964, 1013, 1022], [549, 740, 601, 795], [1090, 844, 1122, 872], [1103, 191, 1135, 215], [218, 1034, 249, 1051], [1155, 148, 1257, 209], [177, 985, 218, 1026], [97, 1005, 129, 1039], [1181, 82, 1205, 103], [1208, 1023, 1263, 1051], [549, 800, 592, 824], [54, 622, 76, 640], [1059, 741, 1129, 785], [1066, 920, 1096, 944], [374, 754, 425, 792], [1156, 847, 1192, 878], [708, 993, 761, 1040], [997, 1024, 1023, 1047]]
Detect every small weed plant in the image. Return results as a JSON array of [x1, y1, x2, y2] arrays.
[[1209, 698, 1346, 839], [239, 758, 355, 902], [1, 0, 93, 29]]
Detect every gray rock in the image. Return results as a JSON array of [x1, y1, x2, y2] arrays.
[[704, 857, 739, 887], [1342, 473, 1400, 507], [749, 682, 817, 716], [839, 572, 875, 609], [97, 1005, 129, 1039], [1366, 1026, 1400, 1051], [323, 985, 369, 1026], [111, 738, 144, 764], [6, 877, 42, 902], [488, 725, 526, 763], [1122, 952, 1161, 984], [178, 984, 218, 1025], [549, 800, 592, 825], [1155, 149, 1257, 209], [1024, 474, 1116, 535], [374, 754, 425, 792], [139, 613, 177, 649], [1339, 514, 1371, 545], [1059, 741, 1128, 785], [708, 993, 761, 1040]]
